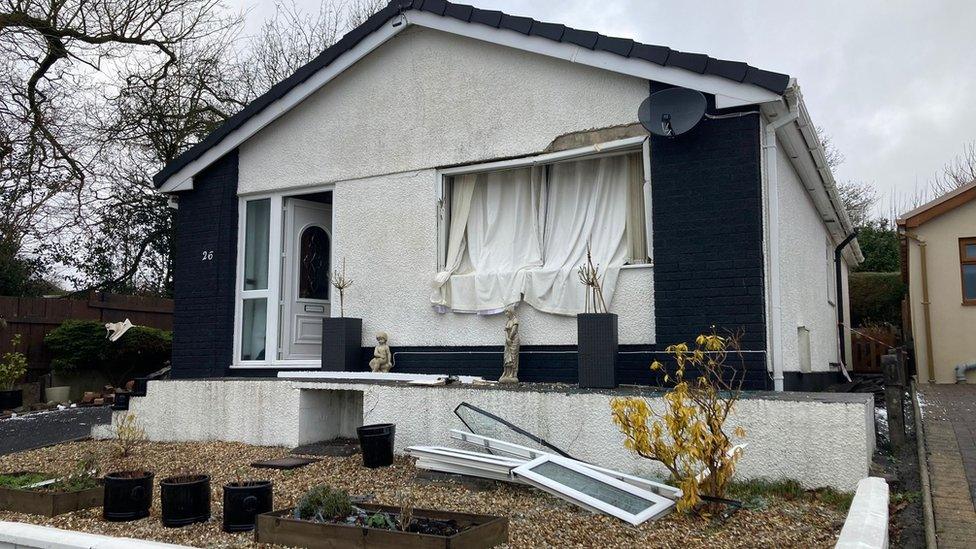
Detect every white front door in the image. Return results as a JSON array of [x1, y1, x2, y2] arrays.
[[281, 198, 332, 360]]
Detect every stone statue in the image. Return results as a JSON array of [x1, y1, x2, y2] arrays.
[[369, 331, 394, 373], [499, 307, 520, 383]]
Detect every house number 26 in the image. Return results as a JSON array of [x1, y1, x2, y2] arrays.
[[201, 250, 214, 261]]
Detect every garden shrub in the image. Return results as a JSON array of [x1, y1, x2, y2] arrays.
[[44, 320, 171, 385], [849, 272, 904, 327], [0, 334, 28, 390], [295, 485, 353, 521]]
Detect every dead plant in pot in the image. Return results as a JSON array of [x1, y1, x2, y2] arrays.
[[322, 258, 362, 371], [576, 243, 618, 388]]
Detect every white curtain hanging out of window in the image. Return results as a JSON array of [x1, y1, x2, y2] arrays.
[[431, 153, 638, 316]]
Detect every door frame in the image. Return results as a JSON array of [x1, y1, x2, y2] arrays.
[[231, 184, 335, 370]]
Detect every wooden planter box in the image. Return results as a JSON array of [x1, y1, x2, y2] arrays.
[[0, 473, 102, 517], [256, 504, 508, 548]]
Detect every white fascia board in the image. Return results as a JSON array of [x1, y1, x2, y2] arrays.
[[157, 20, 408, 193], [769, 93, 864, 264], [407, 11, 781, 108]]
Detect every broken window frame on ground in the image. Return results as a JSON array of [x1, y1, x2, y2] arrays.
[[406, 446, 527, 483], [512, 455, 675, 525], [453, 402, 573, 458]]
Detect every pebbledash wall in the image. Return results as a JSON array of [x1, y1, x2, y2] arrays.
[[94, 379, 875, 491], [168, 26, 836, 388]]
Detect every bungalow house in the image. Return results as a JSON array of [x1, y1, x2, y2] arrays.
[[154, 0, 862, 391], [898, 180, 976, 383]]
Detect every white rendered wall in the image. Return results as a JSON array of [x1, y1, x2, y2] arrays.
[[238, 26, 648, 194], [776, 142, 843, 373], [332, 169, 655, 346], [238, 26, 654, 346], [100, 380, 875, 491]]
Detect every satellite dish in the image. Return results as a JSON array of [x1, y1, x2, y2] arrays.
[[638, 87, 707, 137]]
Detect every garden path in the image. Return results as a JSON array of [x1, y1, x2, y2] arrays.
[[918, 384, 976, 548], [0, 407, 111, 455]]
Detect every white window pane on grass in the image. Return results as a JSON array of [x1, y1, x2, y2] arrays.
[[243, 199, 271, 290], [964, 264, 976, 300], [513, 455, 674, 525], [241, 299, 267, 361]]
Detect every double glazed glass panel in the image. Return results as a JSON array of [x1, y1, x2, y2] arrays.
[[243, 199, 271, 291]]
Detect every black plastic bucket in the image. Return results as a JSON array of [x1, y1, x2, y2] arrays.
[[222, 480, 273, 532], [103, 471, 154, 521], [0, 389, 22, 411], [357, 423, 395, 468], [160, 474, 211, 527]]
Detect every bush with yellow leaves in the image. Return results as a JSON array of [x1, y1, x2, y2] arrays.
[[112, 412, 146, 458], [610, 331, 746, 513]]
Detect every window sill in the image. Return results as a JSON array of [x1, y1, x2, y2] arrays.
[[620, 263, 654, 270]]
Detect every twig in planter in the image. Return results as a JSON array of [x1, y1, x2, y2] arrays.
[[330, 258, 354, 317], [577, 242, 608, 313], [397, 490, 415, 532]]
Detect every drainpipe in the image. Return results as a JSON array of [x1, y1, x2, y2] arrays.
[[902, 231, 935, 383], [835, 230, 859, 368], [764, 100, 799, 392]]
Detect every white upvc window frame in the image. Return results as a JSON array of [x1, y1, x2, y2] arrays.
[[449, 429, 681, 499], [435, 135, 654, 272], [231, 184, 336, 370], [512, 454, 675, 525]]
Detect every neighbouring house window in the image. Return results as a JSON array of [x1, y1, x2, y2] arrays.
[[433, 149, 649, 315], [240, 198, 272, 362], [299, 226, 330, 300], [962, 237, 976, 305]]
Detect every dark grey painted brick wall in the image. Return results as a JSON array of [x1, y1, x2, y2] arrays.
[[171, 151, 239, 379]]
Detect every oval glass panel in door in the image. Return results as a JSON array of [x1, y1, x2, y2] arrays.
[[299, 226, 330, 300]]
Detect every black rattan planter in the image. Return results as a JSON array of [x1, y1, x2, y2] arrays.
[[131, 377, 148, 397], [103, 470, 153, 522], [160, 474, 210, 527], [223, 480, 273, 532], [577, 313, 618, 389], [321, 317, 362, 371], [0, 389, 23, 411]]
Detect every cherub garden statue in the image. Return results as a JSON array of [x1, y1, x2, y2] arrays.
[[499, 307, 520, 383], [369, 331, 394, 373]]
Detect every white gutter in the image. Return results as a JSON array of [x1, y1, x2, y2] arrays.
[[764, 97, 799, 392]]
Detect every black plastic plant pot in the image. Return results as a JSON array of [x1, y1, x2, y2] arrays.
[[222, 480, 272, 532], [577, 313, 619, 389], [160, 474, 211, 527], [356, 423, 395, 468], [103, 470, 154, 522], [132, 377, 149, 397], [0, 389, 23, 411], [111, 392, 130, 411], [321, 317, 363, 371]]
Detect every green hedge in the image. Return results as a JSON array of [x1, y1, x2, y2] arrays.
[[849, 272, 905, 327], [44, 320, 171, 385]]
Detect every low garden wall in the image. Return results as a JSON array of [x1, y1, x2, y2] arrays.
[[94, 379, 875, 491]]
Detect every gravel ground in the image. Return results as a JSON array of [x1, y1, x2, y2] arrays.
[[0, 441, 845, 548], [0, 407, 111, 455]]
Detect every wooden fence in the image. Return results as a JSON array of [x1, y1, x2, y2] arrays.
[[851, 326, 900, 373], [0, 293, 173, 379]]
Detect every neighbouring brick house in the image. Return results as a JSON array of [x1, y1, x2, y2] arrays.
[[153, 0, 861, 391]]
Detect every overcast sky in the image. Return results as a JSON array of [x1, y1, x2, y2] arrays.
[[236, 0, 976, 217]]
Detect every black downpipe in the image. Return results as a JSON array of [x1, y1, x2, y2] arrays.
[[835, 230, 859, 366]]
